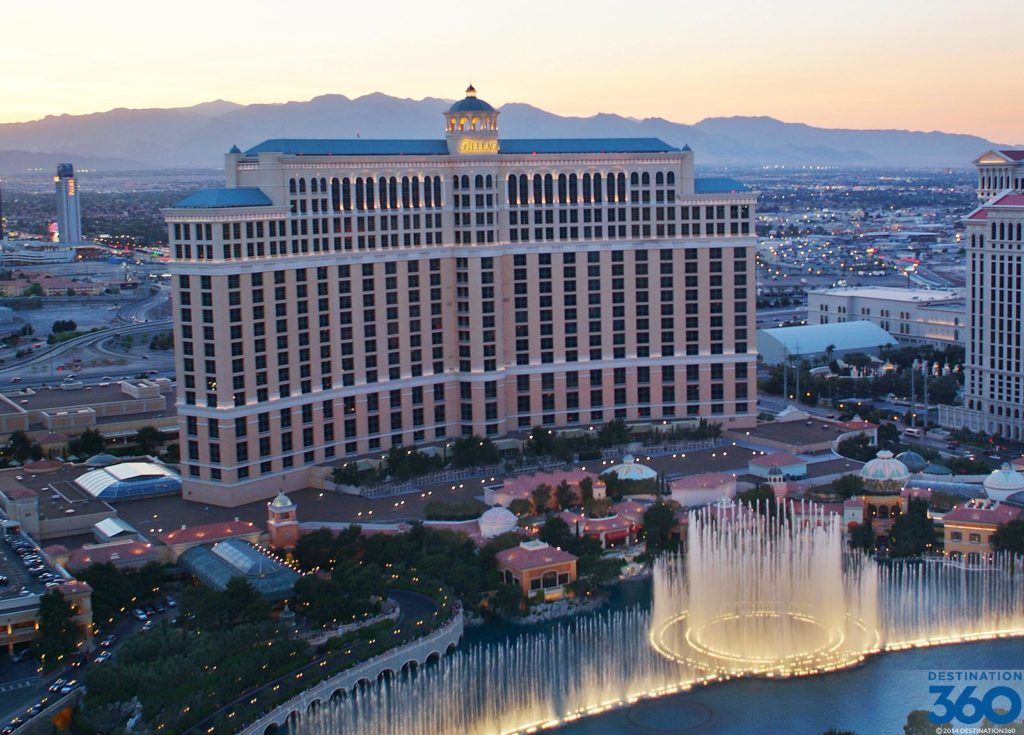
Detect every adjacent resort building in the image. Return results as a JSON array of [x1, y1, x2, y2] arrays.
[[939, 149, 1024, 439], [165, 87, 758, 505]]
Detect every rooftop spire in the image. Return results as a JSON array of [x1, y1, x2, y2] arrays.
[[465, 84, 477, 98]]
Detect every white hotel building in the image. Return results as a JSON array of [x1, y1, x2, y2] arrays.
[[164, 87, 758, 506], [940, 149, 1024, 439]]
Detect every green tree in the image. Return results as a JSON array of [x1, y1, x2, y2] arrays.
[[23, 282, 43, 297], [52, 319, 78, 334], [531, 484, 552, 513], [597, 419, 630, 447], [527, 426, 555, 456], [135, 425, 164, 455], [736, 484, 782, 517], [831, 474, 865, 499], [450, 435, 499, 468], [849, 522, 876, 552], [903, 710, 937, 735], [6, 430, 41, 462], [992, 519, 1024, 556], [508, 498, 533, 517], [890, 498, 935, 557], [71, 427, 106, 457], [538, 515, 575, 550], [579, 477, 594, 504], [643, 502, 677, 556], [33, 590, 80, 669], [555, 480, 575, 510]]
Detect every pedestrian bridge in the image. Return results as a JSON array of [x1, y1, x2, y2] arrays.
[[240, 609, 464, 735]]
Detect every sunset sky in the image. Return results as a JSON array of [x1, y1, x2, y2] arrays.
[[3, 0, 1022, 143]]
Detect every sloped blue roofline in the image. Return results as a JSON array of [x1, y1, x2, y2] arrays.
[[694, 177, 749, 193], [174, 187, 273, 209], [244, 137, 677, 157]]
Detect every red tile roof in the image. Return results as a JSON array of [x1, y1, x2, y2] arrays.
[[968, 208, 990, 220], [944, 503, 1022, 526], [67, 540, 160, 570], [24, 458, 63, 473], [156, 520, 260, 546], [495, 541, 577, 571], [999, 150, 1024, 162], [991, 194, 1024, 207], [1, 485, 36, 500]]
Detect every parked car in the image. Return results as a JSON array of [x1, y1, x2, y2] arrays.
[[141, 620, 154, 633], [48, 679, 66, 693], [60, 680, 78, 694], [131, 608, 147, 621], [95, 651, 112, 663], [99, 634, 116, 648]]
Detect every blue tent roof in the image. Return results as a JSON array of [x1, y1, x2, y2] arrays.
[[173, 188, 273, 208], [179, 539, 298, 599], [244, 138, 677, 157], [694, 177, 750, 193]]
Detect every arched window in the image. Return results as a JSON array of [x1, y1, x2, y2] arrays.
[[289, 178, 297, 194], [331, 178, 340, 211], [377, 177, 387, 209], [569, 173, 578, 203], [641, 171, 650, 186], [485, 174, 493, 188], [533, 174, 543, 205], [630, 172, 640, 187], [544, 174, 554, 205], [607, 173, 616, 201], [667, 171, 675, 185], [310, 178, 318, 193], [411, 176, 420, 208], [582, 174, 591, 203], [365, 178, 375, 209], [461, 175, 470, 189], [433, 177, 442, 207], [342, 178, 351, 211], [992, 222, 998, 239], [542, 570, 558, 588], [593, 173, 603, 203], [557, 174, 567, 203], [355, 178, 364, 210], [655, 172, 664, 186], [508, 175, 518, 205], [389, 177, 398, 209], [401, 177, 411, 208], [617, 173, 626, 201], [519, 174, 528, 204], [423, 176, 433, 208], [298, 178, 306, 194], [475, 174, 484, 189]]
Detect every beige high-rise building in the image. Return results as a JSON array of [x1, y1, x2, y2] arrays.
[[164, 87, 759, 506], [940, 149, 1024, 438]]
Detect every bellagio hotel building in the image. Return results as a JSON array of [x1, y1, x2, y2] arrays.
[[165, 87, 758, 506]]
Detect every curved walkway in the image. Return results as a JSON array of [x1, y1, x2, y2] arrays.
[[238, 608, 464, 735]]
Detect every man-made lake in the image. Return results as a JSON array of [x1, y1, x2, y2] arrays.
[[556, 637, 1024, 735]]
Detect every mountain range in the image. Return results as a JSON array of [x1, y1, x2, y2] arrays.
[[0, 93, 1012, 172]]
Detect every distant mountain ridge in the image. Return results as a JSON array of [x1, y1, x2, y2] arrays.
[[0, 93, 1011, 172]]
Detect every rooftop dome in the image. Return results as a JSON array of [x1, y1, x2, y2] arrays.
[[895, 451, 928, 473], [859, 449, 910, 492], [448, 84, 495, 113], [602, 455, 658, 482], [984, 464, 1024, 502], [924, 463, 953, 476], [270, 491, 294, 509], [85, 453, 119, 467], [478, 506, 518, 538]]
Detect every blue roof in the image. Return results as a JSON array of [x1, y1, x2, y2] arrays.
[[174, 187, 273, 209], [500, 138, 676, 154], [694, 177, 750, 194], [179, 539, 299, 599], [246, 139, 449, 156], [449, 97, 495, 113], [244, 138, 677, 157]]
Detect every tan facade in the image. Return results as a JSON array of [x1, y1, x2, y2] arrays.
[[165, 91, 758, 506]]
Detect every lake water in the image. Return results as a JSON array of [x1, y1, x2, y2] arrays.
[[464, 579, 1024, 735]]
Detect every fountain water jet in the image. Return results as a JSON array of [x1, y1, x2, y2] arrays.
[[650, 504, 880, 676]]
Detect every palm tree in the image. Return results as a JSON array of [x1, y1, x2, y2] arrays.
[[825, 344, 835, 364]]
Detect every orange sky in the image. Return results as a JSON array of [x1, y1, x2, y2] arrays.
[[2, 0, 1021, 144]]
